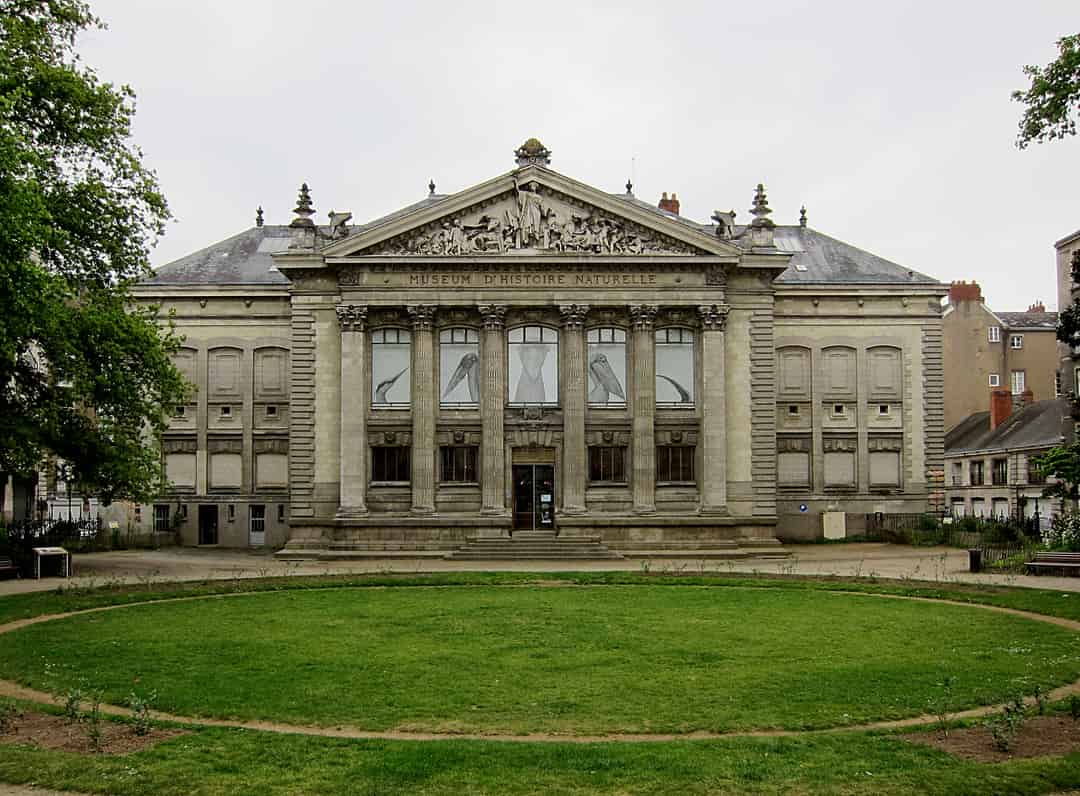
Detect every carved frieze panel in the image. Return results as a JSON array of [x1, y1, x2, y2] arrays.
[[362, 182, 700, 257]]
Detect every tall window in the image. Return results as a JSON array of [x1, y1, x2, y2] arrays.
[[153, 504, 170, 532], [969, 460, 984, 486], [508, 326, 558, 405], [656, 445, 695, 483], [1010, 334, 1024, 349], [440, 328, 480, 407], [250, 505, 265, 535], [589, 446, 627, 483], [440, 446, 479, 483], [371, 328, 411, 407], [1011, 370, 1026, 395], [586, 328, 627, 406], [991, 458, 1008, 486], [988, 326, 1001, 343], [655, 328, 694, 406], [371, 446, 410, 482]]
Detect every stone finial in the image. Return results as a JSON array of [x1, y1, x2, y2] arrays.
[[428, 179, 436, 196], [625, 179, 634, 196], [290, 183, 315, 228], [799, 205, 807, 228], [514, 137, 552, 167], [750, 183, 774, 229], [255, 206, 264, 227]]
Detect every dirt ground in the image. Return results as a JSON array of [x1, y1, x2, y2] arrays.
[[0, 707, 184, 755], [907, 714, 1080, 763], [1, 543, 1078, 597]]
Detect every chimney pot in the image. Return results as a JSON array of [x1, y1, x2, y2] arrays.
[[657, 192, 680, 215], [948, 280, 982, 305]]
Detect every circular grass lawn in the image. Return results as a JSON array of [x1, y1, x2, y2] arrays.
[[2, 585, 1077, 735]]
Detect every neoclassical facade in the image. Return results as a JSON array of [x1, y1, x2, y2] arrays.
[[129, 140, 946, 552]]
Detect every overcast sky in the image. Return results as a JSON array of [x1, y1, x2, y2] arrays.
[[80, 0, 1077, 311]]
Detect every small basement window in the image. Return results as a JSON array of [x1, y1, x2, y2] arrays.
[[173, 405, 186, 418], [878, 404, 890, 415], [989, 373, 1000, 387], [220, 406, 231, 418], [833, 404, 844, 415], [788, 405, 799, 415], [266, 405, 278, 417]]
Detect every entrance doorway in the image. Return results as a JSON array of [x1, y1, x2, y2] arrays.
[[512, 464, 556, 531], [198, 505, 219, 545]]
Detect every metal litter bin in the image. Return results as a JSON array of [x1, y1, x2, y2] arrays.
[[968, 548, 982, 573]]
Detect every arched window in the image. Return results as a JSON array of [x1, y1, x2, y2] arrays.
[[440, 327, 480, 407], [655, 328, 694, 406], [508, 326, 558, 405], [586, 327, 627, 407], [371, 328, 411, 407]]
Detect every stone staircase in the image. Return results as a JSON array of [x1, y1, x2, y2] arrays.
[[446, 529, 624, 560]]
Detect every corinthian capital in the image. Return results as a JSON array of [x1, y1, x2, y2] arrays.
[[477, 304, 507, 330], [558, 304, 590, 330], [335, 304, 367, 332], [406, 304, 437, 330], [629, 304, 658, 331], [698, 304, 729, 330]]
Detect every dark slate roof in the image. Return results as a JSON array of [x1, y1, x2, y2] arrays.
[[771, 226, 937, 285], [945, 399, 1066, 455], [996, 311, 1058, 330], [144, 225, 293, 285]]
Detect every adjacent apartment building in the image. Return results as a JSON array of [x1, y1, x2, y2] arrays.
[[942, 281, 1057, 432]]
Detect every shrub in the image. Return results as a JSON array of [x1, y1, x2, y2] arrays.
[[1044, 511, 1080, 551], [0, 700, 19, 734], [127, 690, 156, 736], [987, 694, 1026, 752]]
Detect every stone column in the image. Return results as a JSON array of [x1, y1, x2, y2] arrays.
[[559, 304, 589, 515], [335, 304, 368, 517], [408, 305, 437, 515], [698, 304, 729, 514], [630, 305, 658, 514], [479, 304, 508, 519]]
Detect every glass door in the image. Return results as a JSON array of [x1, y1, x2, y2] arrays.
[[512, 464, 556, 531]]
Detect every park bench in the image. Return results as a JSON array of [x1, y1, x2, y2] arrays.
[[1025, 551, 1080, 576], [0, 556, 19, 580]]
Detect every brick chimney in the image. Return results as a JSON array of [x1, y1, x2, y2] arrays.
[[1027, 300, 1046, 312], [948, 280, 982, 305], [658, 192, 680, 215], [990, 388, 1012, 430]]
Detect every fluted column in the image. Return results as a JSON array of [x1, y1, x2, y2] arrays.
[[479, 304, 508, 520], [408, 305, 436, 515], [560, 304, 589, 515], [336, 304, 369, 517], [699, 304, 729, 514], [630, 305, 658, 514]]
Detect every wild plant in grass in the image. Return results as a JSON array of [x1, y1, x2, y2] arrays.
[[127, 690, 157, 736], [987, 694, 1026, 752], [1032, 684, 1048, 715], [928, 675, 956, 736], [62, 686, 84, 723], [83, 691, 104, 753], [0, 699, 19, 734], [1069, 694, 1080, 721]]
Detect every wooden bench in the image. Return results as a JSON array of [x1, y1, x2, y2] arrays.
[[1026, 552, 1080, 576], [0, 557, 20, 580]]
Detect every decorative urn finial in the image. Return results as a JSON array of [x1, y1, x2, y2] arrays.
[[290, 183, 315, 228], [625, 179, 634, 196], [255, 206, 264, 227], [514, 137, 552, 167], [428, 179, 436, 196], [799, 205, 807, 228]]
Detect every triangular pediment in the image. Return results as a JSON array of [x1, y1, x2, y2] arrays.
[[321, 166, 740, 259]]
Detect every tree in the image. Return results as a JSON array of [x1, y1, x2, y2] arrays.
[[0, 1, 188, 504], [1013, 33, 1080, 148]]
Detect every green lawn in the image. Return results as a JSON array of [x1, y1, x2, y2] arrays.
[[2, 585, 1077, 734], [0, 722, 1078, 795]]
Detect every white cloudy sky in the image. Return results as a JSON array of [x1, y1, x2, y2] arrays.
[[80, 0, 1077, 310]]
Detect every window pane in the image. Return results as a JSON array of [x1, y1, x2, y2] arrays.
[[440, 328, 480, 405], [372, 330, 411, 407], [587, 328, 627, 406], [509, 326, 558, 405], [656, 329, 694, 405]]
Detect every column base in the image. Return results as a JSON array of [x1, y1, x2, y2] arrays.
[[698, 505, 730, 516], [633, 505, 656, 515], [410, 506, 436, 516], [336, 506, 369, 519], [561, 504, 587, 516], [480, 507, 511, 517]]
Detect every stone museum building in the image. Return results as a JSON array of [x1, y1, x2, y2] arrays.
[[125, 139, 946, 553]]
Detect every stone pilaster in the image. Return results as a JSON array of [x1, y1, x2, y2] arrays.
[[336, 304, 368, 517], [630, 305, 658, 514], [479, 304, 508, 520], [559, 304, 589, 515], [698, 304, 729, 514], [407, 304, 437, 515]]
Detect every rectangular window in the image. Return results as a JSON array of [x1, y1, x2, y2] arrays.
[[655, 328, 695, 406], [508, 326, 559, 406], [220, 405, 231, 417], [988, 326, 1000, 343], [371, 328, 412, 408], [440, 446, 479, 483], [988, 373, 1000, 387], [1011, 370, 1026, 395], [656, 445, 695, 483], [951, 497, 966, 517], [277, 504, 286, 522], [951, 462, 963, 486], [971, 497, 986, 517], [588, 446, 627, 483], [153, 504, 170, 532], [173, 405, 186, 418], [266, 405, 278, 417], [1010, 334, 1024, 349], [440, 327, 480, 407], [586, 327, 627, 406], [371, 446, 410, 482], [991, 458, 1008, 486], [969, 460, 984, 486], [250, 505, 265, 534], [991, 498, 1009, 518]]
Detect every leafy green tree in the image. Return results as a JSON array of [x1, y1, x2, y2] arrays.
[[0, 0, 188, 503], [1013, 33, 1080, 148]]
